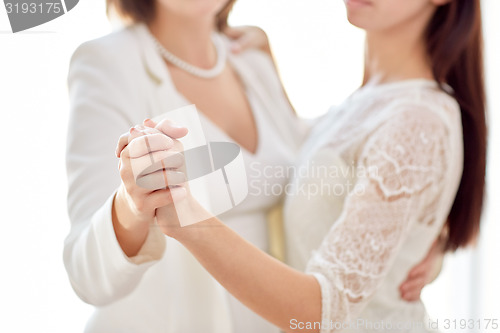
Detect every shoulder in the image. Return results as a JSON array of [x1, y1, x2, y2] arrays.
[[370, 91, 458, 152], [67, 24, 151, 100], [359, 104, 453, 199], [236, 48, 277, 80], [360, 87, 463, 184], [236, 47, 273, 67], [69, 24, 144, 75], [67, 25, 151, 120], [417, 84, 461, 122], [387, 82, 461, 125], [222, 33, 279, 85], [363, 83, 462, 153], [366, 104, 451, 159], [72, 23, 142, 56], [361, 83, 464, 161]]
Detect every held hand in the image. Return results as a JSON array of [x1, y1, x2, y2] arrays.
[[399, 238, 445, 301], [112, 119, 189, 256], [116, 119, 188, 158], [223, 26, 270, 54]]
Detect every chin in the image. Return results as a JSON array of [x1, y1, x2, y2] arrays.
[[191, 0, 227, 14], [344, 0, 378, 31], [171, 0, 226, 20], [346, 13, 370, 30]]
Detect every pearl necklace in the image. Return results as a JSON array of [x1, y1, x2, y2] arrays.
[[149, 32, 227, 79]]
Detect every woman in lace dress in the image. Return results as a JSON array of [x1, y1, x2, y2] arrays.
[[65, 0, 437, 331], [117, 0, 486, 332]]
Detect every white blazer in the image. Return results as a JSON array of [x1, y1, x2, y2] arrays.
[[64, 23, 304, 332]]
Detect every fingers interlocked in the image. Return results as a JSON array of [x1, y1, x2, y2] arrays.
[[118, 119, 188, 193]]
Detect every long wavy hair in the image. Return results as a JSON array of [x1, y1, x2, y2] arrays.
[[426, 0, 487, 251]]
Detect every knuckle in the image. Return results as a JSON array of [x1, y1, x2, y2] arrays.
[[119, 166, 127, 179], [119, 164, 130, 180]]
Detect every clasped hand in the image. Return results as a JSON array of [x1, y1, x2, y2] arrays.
[[115, 118, 212, 237]]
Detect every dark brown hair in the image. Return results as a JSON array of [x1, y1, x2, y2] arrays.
[[106, 0, 236, 30], [426, 0, 487, 251]]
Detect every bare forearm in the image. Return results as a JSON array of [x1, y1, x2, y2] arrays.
[[173, 218, 322, 332], [112, 189, 150, 257]]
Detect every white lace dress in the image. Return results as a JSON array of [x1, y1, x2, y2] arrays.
[[283, 80, 463, 332]]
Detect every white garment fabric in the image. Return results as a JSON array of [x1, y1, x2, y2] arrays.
[[65, 23, 305, 333], [284, 80, 463, 332]]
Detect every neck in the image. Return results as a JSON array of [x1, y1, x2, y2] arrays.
[[148, 9, 217, 69], [363, 16, 434, 86]]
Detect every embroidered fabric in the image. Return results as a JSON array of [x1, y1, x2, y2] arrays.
[[284, 80, 463, 332]]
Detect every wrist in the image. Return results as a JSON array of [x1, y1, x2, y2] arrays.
[[112, 189, 152, 257], [166, 197, 220, 242], [113, 186, 152, 232]]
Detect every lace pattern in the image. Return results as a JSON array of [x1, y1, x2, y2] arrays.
[[305, 108, 452, 331]]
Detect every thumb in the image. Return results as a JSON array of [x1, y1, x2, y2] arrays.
[[143, 118, 157, 128], [155, 119, 189, 139]]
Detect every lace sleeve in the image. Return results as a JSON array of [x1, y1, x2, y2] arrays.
[[305, 108, 451, 331]]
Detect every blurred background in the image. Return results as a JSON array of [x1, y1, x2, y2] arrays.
[[0, 0, 498, 331]]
